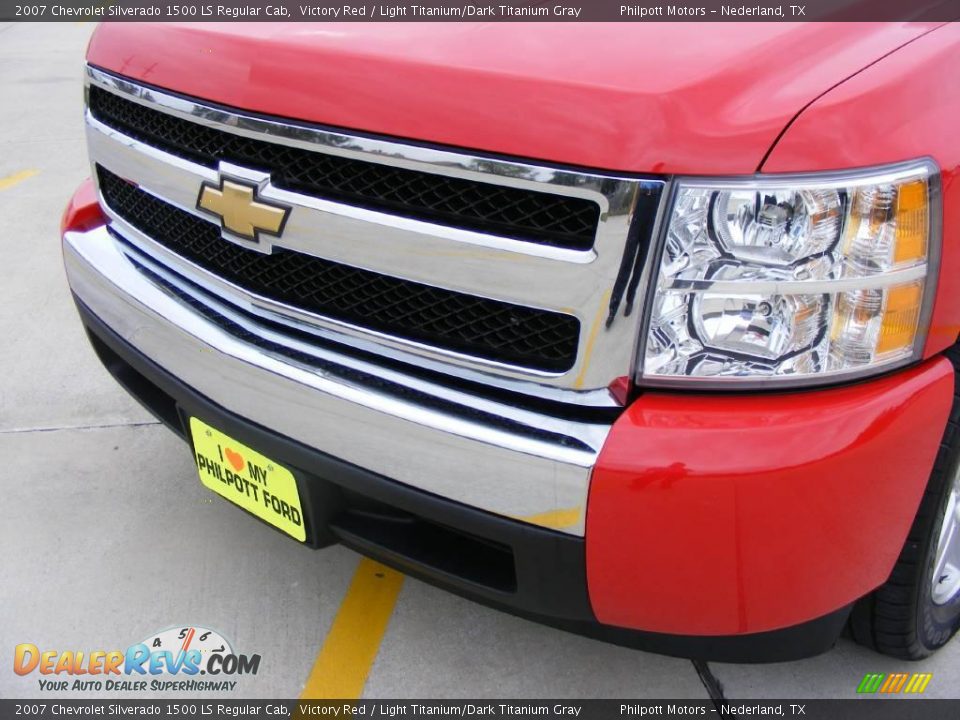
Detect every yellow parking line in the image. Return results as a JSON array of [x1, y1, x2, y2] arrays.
[[573, 290, 612, 388], [300, 558, 404, 699], [516, 506, 582, 530], [0, 169, 38, 191]]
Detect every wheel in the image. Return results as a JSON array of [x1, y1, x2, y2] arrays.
[[850, 351, 960, 659]]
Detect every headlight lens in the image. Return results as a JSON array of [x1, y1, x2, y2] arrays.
[[641, 161, 937, 386]]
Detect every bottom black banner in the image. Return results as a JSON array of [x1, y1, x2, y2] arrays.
[[2, 700, 958, 720]]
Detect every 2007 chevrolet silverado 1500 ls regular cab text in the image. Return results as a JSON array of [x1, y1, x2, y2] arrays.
[[61, 21, 960, 661]]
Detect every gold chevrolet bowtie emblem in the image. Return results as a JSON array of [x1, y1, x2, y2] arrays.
[[196, 177, 290, 244]]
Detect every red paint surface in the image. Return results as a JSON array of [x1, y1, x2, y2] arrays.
[[761, 24, 960, 359], [86, 22, 933, 175], [60, 177, 104, 235], [587, 359, 954, 636]]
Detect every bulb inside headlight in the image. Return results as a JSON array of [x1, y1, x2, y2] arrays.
[[641, 161, 937, 387], [712, 188, 842, 265]]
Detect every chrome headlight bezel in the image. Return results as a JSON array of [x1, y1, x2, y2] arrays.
[[635, 159, 942, 390]]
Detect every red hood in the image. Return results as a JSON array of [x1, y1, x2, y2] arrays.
[[87, 22, 935, 174]]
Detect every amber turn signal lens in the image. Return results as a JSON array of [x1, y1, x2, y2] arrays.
[[876, 282, 924, 356], [895, 180, 929, 265]]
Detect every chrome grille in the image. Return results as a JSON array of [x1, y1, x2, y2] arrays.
[[98, 167, 581, 372], [89, 86, 601, 250], [85, 66, 665, 405]]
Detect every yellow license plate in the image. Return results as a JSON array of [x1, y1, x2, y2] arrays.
[[189, 417, 306, 542]]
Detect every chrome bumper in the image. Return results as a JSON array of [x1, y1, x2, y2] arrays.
[[64, 225, 613, 536]]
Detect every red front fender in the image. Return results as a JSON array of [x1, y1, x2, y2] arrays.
[[587, 358, 954, 636]]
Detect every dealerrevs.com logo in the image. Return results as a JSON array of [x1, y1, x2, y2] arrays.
[[13, 626, 261, 693]]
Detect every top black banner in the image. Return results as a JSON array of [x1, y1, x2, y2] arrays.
[[2, 0, 959, 22], [2, 700, 960, 720]]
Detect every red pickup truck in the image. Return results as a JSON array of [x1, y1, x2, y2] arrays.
[[62, 21, 960, 662]]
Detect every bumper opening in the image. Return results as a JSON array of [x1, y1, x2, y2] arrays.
[[333, 489, 518, 594], [88, 328, 184, 436]]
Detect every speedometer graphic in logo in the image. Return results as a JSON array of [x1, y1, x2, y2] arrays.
[[129, 624, 260, 679], [140, 625, 233, 665]]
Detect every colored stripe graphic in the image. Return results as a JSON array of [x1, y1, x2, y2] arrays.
[[880, 673, 909, 693], [857, 673, 885, 693], [857, 672, 932, 694], [904, 673, 933, 694]]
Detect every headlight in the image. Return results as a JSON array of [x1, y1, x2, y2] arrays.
[[640, 160, 939, 387]]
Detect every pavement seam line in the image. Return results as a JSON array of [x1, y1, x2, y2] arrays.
[[299, 557, 404, 700], [0, 420, 162, 435], [692, 659, 729, 710], [0, 168, 39, 191]]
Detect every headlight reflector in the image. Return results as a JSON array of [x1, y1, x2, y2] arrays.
[[641, 161, 937, 386]]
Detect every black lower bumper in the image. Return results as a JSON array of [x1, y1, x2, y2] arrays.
[[76, 296, 851, 662]]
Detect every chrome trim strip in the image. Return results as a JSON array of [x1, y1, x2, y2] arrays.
[[64, 225, 610, 535], [665, 265, 928, 294], [676, 160, 936, 191], [638, 353, 923, 390], [86, 66, 635, 205], [84, 66, 666, 402]]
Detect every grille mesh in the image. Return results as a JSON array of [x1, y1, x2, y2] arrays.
[[98, 167, 580, 372], [89, 86, 601, 250]]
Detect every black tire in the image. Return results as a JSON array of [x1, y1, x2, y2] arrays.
[[850, 348, 960, 659]]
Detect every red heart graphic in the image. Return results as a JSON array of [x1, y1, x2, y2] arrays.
[[224, 448, 245, 473]]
